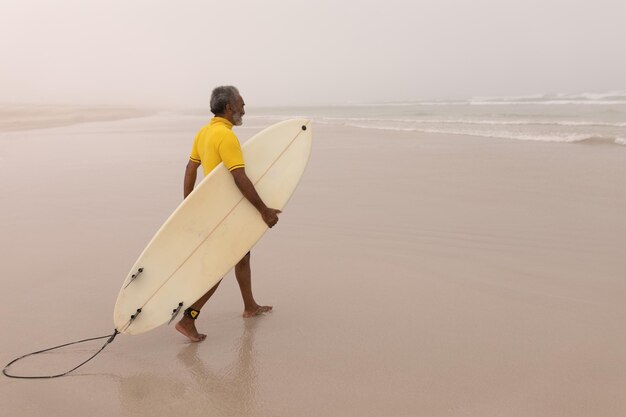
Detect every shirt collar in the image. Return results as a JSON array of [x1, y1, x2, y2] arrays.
[[210, 116, 233, 129]]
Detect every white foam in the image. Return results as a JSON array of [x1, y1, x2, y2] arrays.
[[339, 122, 620, 144], [469, 100, 626, 106], [352, 92, 626, 106], [245, 114, 307, 121], [470, 91, 626, 105], [471, 94, 546, 102], [317, 116, 626, 128], [348, 101, 469, 106], [615, 137, 626, 146], [335, 91, 626, 107], [568, 91, 626, 101]]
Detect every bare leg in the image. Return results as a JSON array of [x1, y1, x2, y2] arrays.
[[236, 252, 272, 318], [175, 280, 221, 342]]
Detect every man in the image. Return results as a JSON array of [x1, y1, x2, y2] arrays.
[[175, 86, 280, 342]]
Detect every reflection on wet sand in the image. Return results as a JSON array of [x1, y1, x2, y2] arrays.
[[117, 319, 262, 417]]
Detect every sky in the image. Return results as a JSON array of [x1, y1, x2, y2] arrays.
[[1, 0, 625, 107]]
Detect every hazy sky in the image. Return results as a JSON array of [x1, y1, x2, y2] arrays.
[[1, 0, 624, 107]]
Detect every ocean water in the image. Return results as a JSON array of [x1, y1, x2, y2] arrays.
[[1, 92, 624, 147], [247, 92, 626, 146]]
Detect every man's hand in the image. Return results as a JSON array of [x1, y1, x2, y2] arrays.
[[261, 208, 282, 228], [231, 168, 282, 228]]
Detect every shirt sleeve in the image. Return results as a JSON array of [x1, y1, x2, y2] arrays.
[[218, 131, 245, 171], [189, 131, 201, 163]]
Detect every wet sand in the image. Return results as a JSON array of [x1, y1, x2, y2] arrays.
[[0, 105, 155, 132], [1, 115, 626, 416]]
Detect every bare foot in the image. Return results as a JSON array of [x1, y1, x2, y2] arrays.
[[175, 318, 207, 342], [243, 305, 273, 318]]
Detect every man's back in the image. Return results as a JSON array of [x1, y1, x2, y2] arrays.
[[190, 117, 245, 176]]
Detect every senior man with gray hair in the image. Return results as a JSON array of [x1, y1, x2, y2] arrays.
[[176, 86, 279, 342]]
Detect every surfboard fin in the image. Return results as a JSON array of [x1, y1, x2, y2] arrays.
[[123, 267, 144, 289], [129, 308, 142, 323], [168, 302, 184, 325]]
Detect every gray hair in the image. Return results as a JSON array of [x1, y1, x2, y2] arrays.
[[210, 86, 240, 115]]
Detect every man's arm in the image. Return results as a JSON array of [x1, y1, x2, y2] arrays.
[[230, 167, 281, 228], [184, 160, 201, 199]]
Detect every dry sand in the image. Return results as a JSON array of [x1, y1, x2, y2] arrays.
[[1, 114, 626, 417]]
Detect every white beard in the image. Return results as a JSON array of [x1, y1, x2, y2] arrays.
[[233, 112, 243, 126]]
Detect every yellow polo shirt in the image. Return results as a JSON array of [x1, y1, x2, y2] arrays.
[[189, 117, 245, 176]]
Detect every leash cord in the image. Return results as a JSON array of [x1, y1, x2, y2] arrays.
[[3, 329, 119, 379]]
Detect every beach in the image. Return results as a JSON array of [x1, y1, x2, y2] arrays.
[[0, 105, 155, 132], [1, 110, 626, 417]]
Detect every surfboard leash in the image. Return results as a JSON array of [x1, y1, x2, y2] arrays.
[[2, 329, 119, 379]]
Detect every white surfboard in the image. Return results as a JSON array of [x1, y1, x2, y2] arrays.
[[113, 119, 312, 335]]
